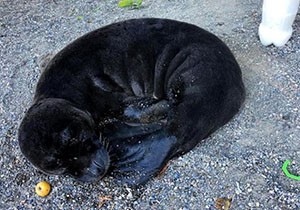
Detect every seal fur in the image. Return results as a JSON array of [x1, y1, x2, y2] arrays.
[[18, 18, 245, 185]]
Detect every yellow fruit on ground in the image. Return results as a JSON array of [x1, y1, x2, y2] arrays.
[[35, 181, 51, 197]]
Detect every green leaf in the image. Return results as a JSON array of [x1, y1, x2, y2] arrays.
[[118, 0, 142, 8], [118, 0, 133, 7]]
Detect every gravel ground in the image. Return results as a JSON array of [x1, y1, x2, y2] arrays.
[[0, 0, 299, 209]]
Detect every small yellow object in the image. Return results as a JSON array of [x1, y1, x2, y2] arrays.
[[35, 181, 51, 197]]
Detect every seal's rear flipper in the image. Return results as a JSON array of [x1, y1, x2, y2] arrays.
[[111, 131, 177, 186]]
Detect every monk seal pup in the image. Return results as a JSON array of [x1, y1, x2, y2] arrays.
[[18, 18, 245, 185]]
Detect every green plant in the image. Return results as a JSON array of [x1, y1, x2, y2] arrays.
[[118, 0, 142, 8]]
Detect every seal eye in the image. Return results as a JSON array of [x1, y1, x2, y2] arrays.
[[60, 127, 72, 143]]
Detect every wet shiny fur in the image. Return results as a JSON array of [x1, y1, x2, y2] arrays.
[[18, 18, 245, 185]]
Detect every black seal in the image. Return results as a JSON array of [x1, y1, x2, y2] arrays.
[[18, 18, 245, 185]]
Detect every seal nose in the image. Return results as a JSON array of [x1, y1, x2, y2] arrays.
[[77, 146, 110, 182]]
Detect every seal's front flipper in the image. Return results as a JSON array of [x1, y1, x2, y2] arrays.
[[99, 98, 171, 140], [111, 131, 177, 186], [103, 120, 163, 140], [123, 98, 171, 124]]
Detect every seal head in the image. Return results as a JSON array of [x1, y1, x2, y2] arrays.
[[18, 98, 110, 182]]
